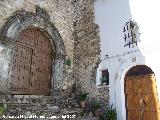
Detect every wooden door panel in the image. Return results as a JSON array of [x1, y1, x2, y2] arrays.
[[126, 77, 141, 94], [29, 29, 52, 95], [10, 28, 52, 95], [128, 110, 142, 120], [143, 111, 156, 120], [132, 110, 141, 120], [141, 76, 157, 94], [29, 50, 51, 94], [126, 94, 141, 110], [10, 44, 32, 94], [127, 110, 133, 120], [10, 65, 19, 91], [125, 78, 131, 94], [141, 94, 160, 111], [125, 74, 160, 120], [156, 112, 160, 120], [17, 29, 35, 48]]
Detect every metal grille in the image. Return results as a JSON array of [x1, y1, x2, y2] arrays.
[[10, 28, 53, 95], [125, 74, 160, 120]]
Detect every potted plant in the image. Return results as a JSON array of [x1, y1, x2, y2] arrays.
[[104, 104, 117, 120], [93, 100, 101, 117], [0, 103, 5, 116], [65, 58, 71, 66], [79, 91, 88, 108], [100, 76, 108, 85]]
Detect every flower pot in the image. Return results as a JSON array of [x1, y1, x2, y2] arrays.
[[98, 82, 103, 86], [80, 101, 86, 108], [103, 82, 107, 85], [94, 109, 101, 117]]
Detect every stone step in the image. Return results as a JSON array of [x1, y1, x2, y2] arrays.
[[0, 93, 95, 120], [5, 103, 80, 111], [3, 106, 85, 120], [3, 109, 93, 120], [3, 100, 84, 117]]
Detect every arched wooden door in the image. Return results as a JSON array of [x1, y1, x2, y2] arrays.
[[125, 74, 160, 120], [10, 28, 53, 95]]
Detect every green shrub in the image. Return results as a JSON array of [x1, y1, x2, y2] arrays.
[[80, 92, 88, 101], [0, 104, 5, 116], [93, 100, 100, 110], [65, 58, 71, 66], [100, 76, 108, 83], [104, 104, 117, 120]]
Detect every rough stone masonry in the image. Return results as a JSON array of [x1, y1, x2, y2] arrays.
[[0, 0, 109, 107]]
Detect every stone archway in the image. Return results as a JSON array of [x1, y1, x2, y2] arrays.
[[0, 9, 65, 95], [125, 65, 160, 120]]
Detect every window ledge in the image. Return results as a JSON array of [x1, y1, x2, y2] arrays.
[[97, 84, 109, 88]]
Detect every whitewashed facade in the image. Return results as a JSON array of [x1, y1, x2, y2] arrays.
[[95, 0, 160, 119]]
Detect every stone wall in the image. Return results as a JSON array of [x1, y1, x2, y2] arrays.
[[72, 0, 101, 98], [0, 37, 15, 94], [0, 0, 75, 93], [0, 0, 111, 118], [0, 0, 74, 52], [96, 86, 110, 111], [0, 0, 102, 100]]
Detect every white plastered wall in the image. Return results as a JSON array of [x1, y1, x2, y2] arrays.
[[95, 0, 160, 119]]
